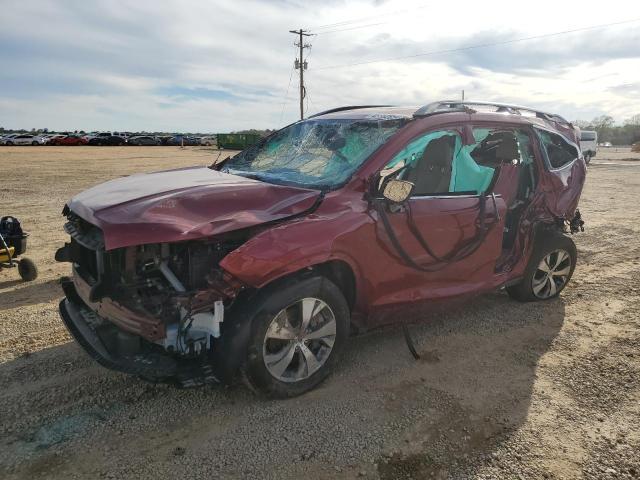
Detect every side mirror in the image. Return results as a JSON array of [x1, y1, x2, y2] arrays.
[[382, 179, 414, 203]]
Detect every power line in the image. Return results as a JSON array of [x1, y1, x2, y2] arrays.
[[313, 22, 386, 36], [316, 17, 640, 70], [308, 5, 429, 32], [279, 43, 299, 123], [279, 64, 296, 124]]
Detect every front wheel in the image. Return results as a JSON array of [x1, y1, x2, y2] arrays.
[[18, 257, 38, 281], [584, 154, 591, 164], [507, 231, 577, 302], [242, 276, 349, 398]]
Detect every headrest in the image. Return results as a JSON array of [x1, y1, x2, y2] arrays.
[[494, 137, 520, 162], [422, 135, 454, 167]]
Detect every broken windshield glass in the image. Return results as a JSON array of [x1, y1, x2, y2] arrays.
[[223, 118, 406, 189]]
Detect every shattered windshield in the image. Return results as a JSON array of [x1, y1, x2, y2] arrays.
[[222, 117, 406, 189]]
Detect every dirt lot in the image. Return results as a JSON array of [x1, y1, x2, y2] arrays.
[[0, 146, 639, 479]]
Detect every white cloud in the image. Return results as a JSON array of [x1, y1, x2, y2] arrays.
[[1, 0, 639, 131]]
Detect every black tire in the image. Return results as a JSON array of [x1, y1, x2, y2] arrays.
[[241, 275, 350, 398], [506, 230, 576, 302], [6, 141, 13, 146], [584, 154, 591, 165], [18, 257, 38, 282], [32, 141, 38, 145]]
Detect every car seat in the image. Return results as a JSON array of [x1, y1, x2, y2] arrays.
[[406, 135, 456, 195]]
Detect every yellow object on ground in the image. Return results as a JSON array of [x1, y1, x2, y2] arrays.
[[0, 246, 15, 262]]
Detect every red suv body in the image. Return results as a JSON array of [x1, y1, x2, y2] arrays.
[[56, 101, 586, 396]]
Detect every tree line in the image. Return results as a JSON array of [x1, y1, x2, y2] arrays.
[[574, 114, 640, 145]]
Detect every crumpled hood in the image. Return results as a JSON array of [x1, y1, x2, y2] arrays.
[[67, 166, 320, 250]]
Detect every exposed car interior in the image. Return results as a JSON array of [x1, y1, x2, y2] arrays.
[[379, 127, 539, 268]]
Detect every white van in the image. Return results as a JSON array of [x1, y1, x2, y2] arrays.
[[579, 130, 597, 164]]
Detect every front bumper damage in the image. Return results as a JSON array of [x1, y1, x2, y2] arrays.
[[59, 277, 220, 387], [55, 205, 256, 386]]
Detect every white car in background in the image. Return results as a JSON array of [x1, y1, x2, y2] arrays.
[[579, 130, 597, 164], [0, 134, 18, 145], [3, 134, 47, 145]]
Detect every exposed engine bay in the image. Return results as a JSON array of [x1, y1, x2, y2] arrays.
[[56, 210, 247, 365]]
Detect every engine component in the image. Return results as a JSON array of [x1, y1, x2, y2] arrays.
[[159, 260, 186, 292], [160, 300, 224, 355]]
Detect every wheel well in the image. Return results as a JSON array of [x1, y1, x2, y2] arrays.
[[312, 260, 357, 311], [234, 260, 358, 312]]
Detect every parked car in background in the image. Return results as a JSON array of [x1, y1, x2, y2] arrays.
[[579, 130, 597, 164], [0, 134, 19, 145], [200, 136, 217, 146], [50, 134, 89, 146], [167, 135, 200, 146], [56, 100, 586, 398], [113, 132, 133, 141], [128, 135, 160, 146], [4, 134, 47, 145], [88, 133, 126, 146], [45, 134, 66, 144]]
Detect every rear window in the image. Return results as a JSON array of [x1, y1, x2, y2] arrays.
[[538, 129, 579, 169], [580, 131, 596, 141]]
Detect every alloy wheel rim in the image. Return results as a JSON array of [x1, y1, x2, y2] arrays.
[[532, 249, 572, 299], [263, 297, 336, 383]]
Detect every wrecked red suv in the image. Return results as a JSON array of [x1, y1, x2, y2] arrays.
[[56, 101, 586, 397]]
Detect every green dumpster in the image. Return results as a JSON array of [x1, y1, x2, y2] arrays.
[[216, 133, 261, 150]]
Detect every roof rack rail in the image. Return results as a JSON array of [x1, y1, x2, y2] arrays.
[[413, 100, 571, 126], [308, 105, 392, 119]]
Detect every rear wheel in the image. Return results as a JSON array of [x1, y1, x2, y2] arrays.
[[18, 257, 38, 281], [584, 153, 591, 164], [507, 231, 576, 302], [242, 276, 349, 398]]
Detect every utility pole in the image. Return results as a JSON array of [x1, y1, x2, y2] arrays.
[[289, 29, 312, 120]]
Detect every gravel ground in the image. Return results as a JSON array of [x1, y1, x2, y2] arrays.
[[0, 146, 639, 479]]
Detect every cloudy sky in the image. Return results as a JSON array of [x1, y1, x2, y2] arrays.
[[1, 0, 639, 132]]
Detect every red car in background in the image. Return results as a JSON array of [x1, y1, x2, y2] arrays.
[[50, 134, 88, 146], [56, 100, 586, 398]]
